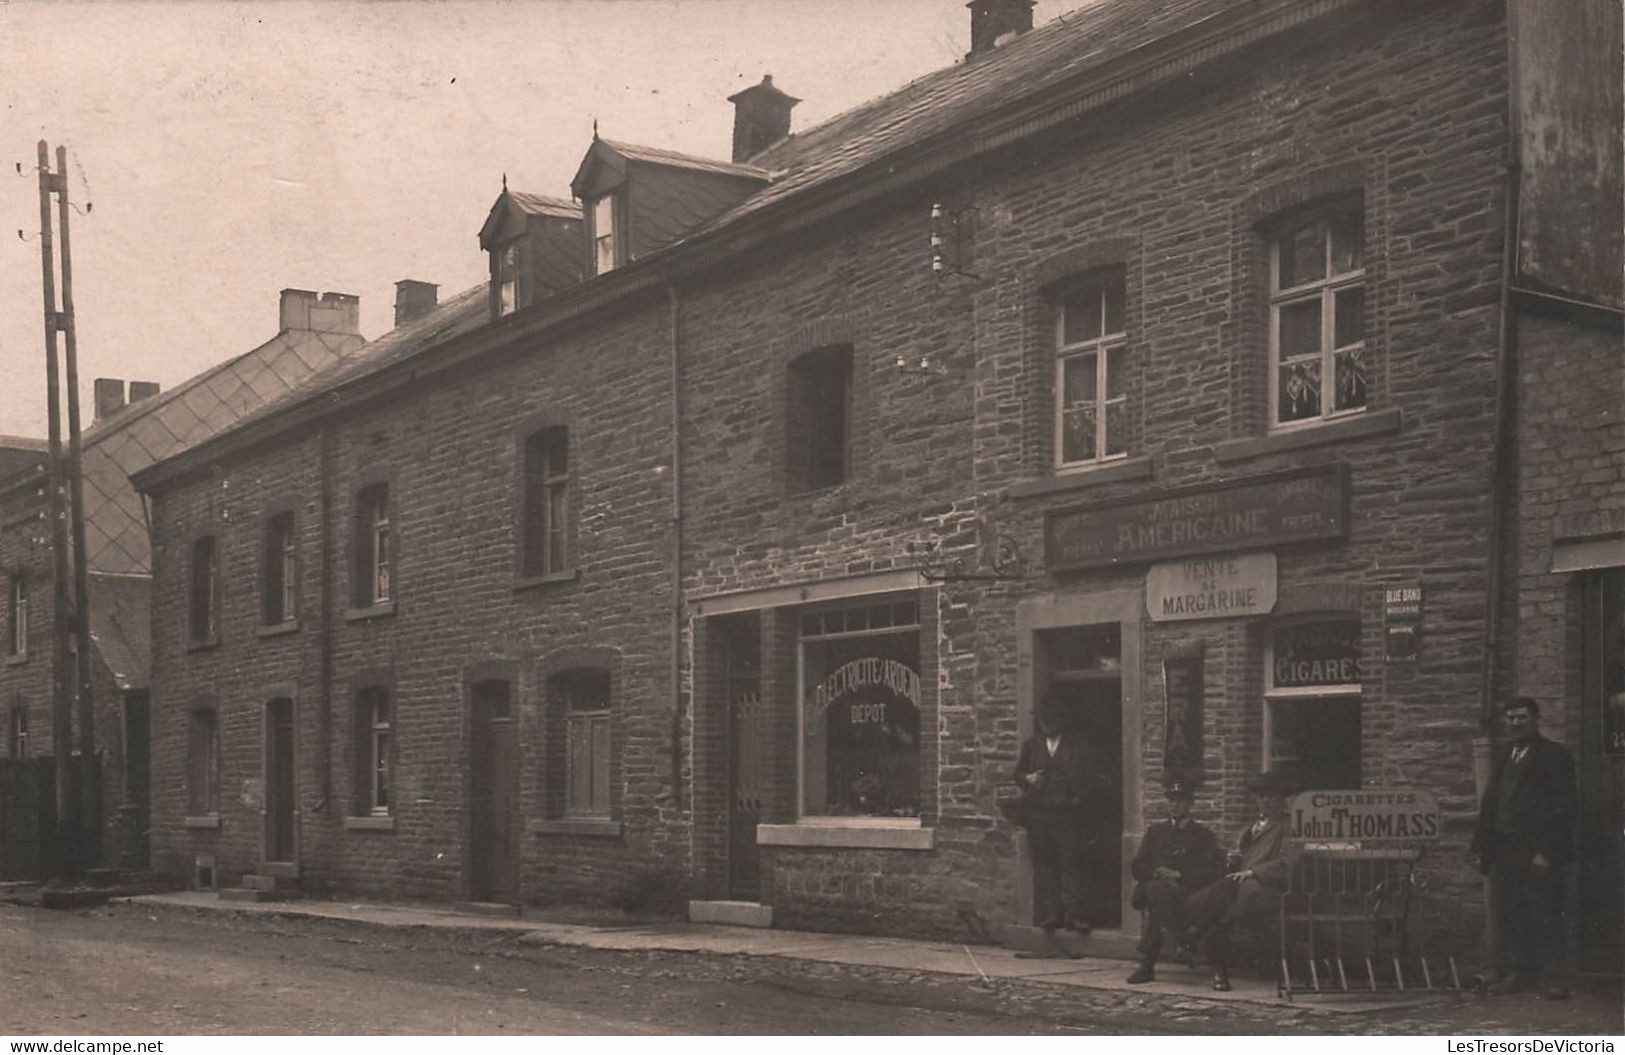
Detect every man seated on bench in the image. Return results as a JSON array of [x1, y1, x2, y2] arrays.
[[1126, 775, 1221, 984], [1178, 767, 1297, 991]]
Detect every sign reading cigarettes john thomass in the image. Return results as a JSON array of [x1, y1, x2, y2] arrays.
[[1045, 464, 1348, 572], [1290, 789, 1442, 842]]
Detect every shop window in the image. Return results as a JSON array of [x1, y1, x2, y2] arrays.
[[1264, 615, 1362, 790], [786, 345, 853, 493], [7, 705, 27, 759], [1269, 205, 1366, 428], [354, 483, 392, 607], [1054, 269, 1129, 467], [6, 573, 25, 657], [551, 667, 611, 818], [263, 512, 297, 626], [187, 707, 220, 817], [353, 686, 391, 816], [188, 537, 218, 644], [520, 426, 572, 578], [800, 600, 922, 819]]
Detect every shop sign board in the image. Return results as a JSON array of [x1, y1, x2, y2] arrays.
[[1383, 583, 1423, 661], [1289, 789, 1441, 842], [1045, 464, 1348, 572], [1147, 552, 1277, 622]]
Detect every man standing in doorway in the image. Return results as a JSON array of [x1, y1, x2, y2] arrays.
[[1016, 693, 1092, 934], [1472, 696, 1578, 998]]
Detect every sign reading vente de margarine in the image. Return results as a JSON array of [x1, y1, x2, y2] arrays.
[[1147, 552, 1277, 622], [1289, 789, 1442, 842]]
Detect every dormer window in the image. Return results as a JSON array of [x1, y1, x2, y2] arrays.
[[497, 244, 519, 316], [591, 194, 620, 275]]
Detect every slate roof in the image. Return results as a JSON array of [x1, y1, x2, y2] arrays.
[[597, 140, 775, 181], [509, 192, 582, 219], [87, 572, 151, 691]]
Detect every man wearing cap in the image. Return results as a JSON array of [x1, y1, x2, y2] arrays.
[[1471, 697, 1577, 999], [1178, 767, 1297, 990], [1126, 777, 1221, 984], [1015, 693, 1094, 933]]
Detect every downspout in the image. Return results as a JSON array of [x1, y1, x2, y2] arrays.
[[318, 424, 336, 807], [667, 282, 684, 810]]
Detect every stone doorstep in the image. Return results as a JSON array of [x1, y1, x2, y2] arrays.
[[687, 900, 774, 928]]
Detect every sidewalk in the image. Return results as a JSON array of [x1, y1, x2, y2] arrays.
[[128, 891, 1453, 1016]]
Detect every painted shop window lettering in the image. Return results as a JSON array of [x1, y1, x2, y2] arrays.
[[1265, 615, 1361, 790], [1270, 206, 1366, 428], [1055, 269, 1128, 467], [800, 601, 921, 819]]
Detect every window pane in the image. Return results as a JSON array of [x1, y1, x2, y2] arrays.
[[1333, 286, 1364, 348], [1104, 345, 1126, 400], [1061, 404, 1097, 463], [1329, 211, 1363, 275], [1104, 399, 1127, 457], [1269, 696, 1361, 791], [546, 484, 568, 572], [590, 716, 611, 812], [1279, 221, 1327, 288], [1279, 361, 1322, 423], [568, 717, 591, 811], [801, 631, 921, 818], [1334, 348, 1367, 412], [1277, 298, 1322, 360], [1103, 274, 1126, 335], [1061, 287, 1102, 344]]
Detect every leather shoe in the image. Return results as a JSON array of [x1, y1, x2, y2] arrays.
[[1487, 975, 1528, 996], [1126, 965, 1156, 984], [1211, 969, 1232, 992]]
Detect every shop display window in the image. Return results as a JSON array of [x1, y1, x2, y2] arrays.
[[800, 600, 921, 818], [1265, 615, 1362, 790]]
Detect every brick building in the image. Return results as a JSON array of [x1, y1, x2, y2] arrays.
[[1, 291, 364, 876], [134, 0, 1618, 971]]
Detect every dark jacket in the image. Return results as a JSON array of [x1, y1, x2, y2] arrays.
[[1233, 814, 1294, 889], [1472, 734, 1577, 867], [1131, 819, 1221, 907], [1014, 734, 1094, 817]]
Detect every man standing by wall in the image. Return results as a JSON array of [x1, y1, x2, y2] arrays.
[[1472, 697, 1578, 998]]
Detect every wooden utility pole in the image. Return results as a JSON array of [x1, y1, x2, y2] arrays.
[[36, 140, 75, 876], [56, 144, 98, 869]]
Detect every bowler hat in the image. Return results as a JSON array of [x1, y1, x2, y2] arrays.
[[1245, 767, 1295, 795]]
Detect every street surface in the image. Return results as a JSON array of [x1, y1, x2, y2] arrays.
[[0, 902, 1618, 1035]]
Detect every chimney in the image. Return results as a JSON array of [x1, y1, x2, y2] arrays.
[[727, 75, 800, 163], [93, 378, 125, 421], [966, 0, 1035, 58], [279, 288, 361, 336], [394, 280, 439, 328], [128, 380, 161, 404]]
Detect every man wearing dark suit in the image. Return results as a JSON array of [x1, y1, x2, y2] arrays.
[[1016, 694, 1094, 933], [1179, 767, 1297, 991], [1471, 697, 1578, 998], [1126, 777, 1220, 984]]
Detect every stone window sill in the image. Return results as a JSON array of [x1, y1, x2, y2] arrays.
[[756, 821, 934, 851], [3, 652, 27, 667], [256, 620, 300, 639], [1009, 455, 1154, 501], [530, 818, 622, 838], [1214, 407, 1401, 464], [183, 814, 220, 830], [343, 815, 396, 832], [513, 568, 579, 593], [185, 636, 221, 654], [344, 600, 397, 624]]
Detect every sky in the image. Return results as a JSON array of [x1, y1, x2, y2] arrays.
[[0, 0, 1092, 440]]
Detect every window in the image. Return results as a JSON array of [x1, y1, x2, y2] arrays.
[[354, 686, 391, 816], [6, 573, 25, 657], [553, 667, 611, 818], [521, 427, 571, 577], [1055, 270, 1128, 467], [187, 708, 219, 816], [497, 243, 519, 316], [354, 484, 392, 607], [591, 194, 619, 275], [787, 345, 853, 492], [1270, 207, 1366, 427], [1264, 615, 1362, 790], [189, 537, 218, 644], [7, 706, 27, 759], [799, 600, 922, 819], [263, 512, 297, 626]]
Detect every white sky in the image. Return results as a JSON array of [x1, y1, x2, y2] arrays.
[[0, 0, 1090, 439]]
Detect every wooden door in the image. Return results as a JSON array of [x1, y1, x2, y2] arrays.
[[470, 680, 517, 903], [265, 699, 297, 863], [724, 614, 763, 899], [1579, 570, 1624, 974]]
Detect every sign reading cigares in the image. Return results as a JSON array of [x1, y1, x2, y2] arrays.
[[1045, 464, 1349, 572]]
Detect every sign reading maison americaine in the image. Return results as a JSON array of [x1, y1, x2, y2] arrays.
[[1045, 464, 1348, 572]]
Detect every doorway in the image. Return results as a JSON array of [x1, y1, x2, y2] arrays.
[[264, 698, 297, 864], [469, 678, 517, 903], [723, 613, 763, 900], [1578, 568, 1623, 975]]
